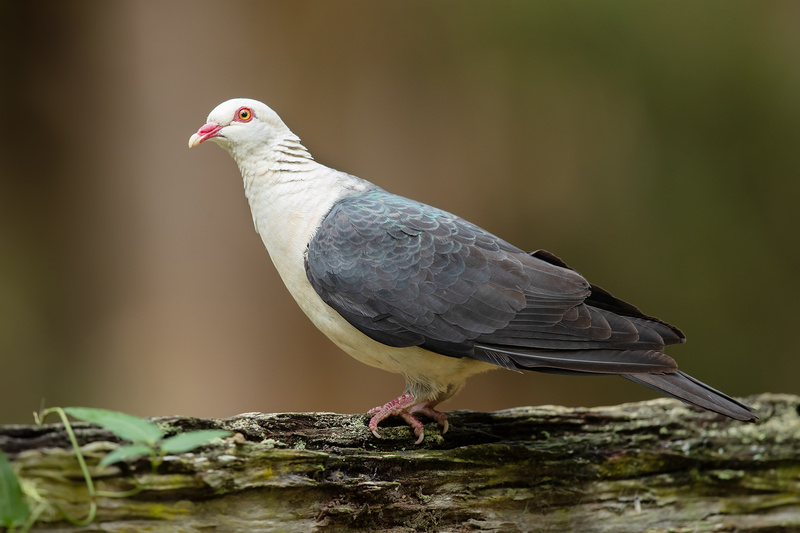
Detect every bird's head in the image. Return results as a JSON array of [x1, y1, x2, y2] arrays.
[[189, 98, 292, 158]]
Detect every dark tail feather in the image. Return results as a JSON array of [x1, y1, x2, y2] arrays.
[[622, 371, 757, 421]]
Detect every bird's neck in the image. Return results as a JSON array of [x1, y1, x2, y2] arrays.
[[239, 134, 364, 212], [231, 133, 315, 186]]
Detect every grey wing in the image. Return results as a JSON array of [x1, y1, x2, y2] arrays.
[[473, 249, 685, 373], [305, 189, 679, 374], [306, 188, 538, 356]]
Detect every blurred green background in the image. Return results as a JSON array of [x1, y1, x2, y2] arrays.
[[1, 2, 797, 424]]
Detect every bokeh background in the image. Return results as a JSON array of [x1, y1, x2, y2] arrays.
[[1, 2, 798, 424]]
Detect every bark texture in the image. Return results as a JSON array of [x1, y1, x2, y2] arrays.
[[1, 393, 798, 532]]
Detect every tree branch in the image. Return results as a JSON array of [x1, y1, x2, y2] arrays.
[[1, 393, 798, 532]]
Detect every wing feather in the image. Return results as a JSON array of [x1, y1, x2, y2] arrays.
[[306, 188, 679, 370]]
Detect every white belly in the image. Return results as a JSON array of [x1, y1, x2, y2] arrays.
[[290, 269, 495, 402]]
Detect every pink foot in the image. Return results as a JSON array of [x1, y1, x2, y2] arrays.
[[410, 403, 449, 435], [367, 393, 449, 444]]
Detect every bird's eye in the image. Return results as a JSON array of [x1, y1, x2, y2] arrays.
[[235, 107, 253, 122]]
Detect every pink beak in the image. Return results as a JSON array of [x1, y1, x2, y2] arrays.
[[188, 123, 224, 148]]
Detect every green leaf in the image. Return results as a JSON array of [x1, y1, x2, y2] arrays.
[[0, 450, 29, 528], [160, 430, 232, 454], [64, 407, 163, 445], [99, 444, 154, 467]]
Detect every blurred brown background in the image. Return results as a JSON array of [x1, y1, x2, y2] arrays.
[[1, 2, 798, 424]]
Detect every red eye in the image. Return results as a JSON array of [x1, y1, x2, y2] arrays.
[[235, 107, 253, 122]]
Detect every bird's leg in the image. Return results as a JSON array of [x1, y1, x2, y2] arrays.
[[367, 393, 448, 444]]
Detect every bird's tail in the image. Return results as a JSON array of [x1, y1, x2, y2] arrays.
[[622, 370, 756, 421]]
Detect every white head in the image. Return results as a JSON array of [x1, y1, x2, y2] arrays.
[[188, 98, 294, 161]]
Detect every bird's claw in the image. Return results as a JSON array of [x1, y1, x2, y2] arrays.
[[409, 403, 449, 434]]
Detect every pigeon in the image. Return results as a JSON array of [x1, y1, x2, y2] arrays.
[[189, 98, 755, 443]]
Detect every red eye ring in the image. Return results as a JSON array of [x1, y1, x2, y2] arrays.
[[235, 107, 253, 122]]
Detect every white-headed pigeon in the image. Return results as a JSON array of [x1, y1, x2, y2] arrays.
[[189, 98, 755, 443]]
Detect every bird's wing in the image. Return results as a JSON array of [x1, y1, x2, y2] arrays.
[[306, 188, 678, 374]]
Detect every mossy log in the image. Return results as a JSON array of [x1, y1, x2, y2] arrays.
[[1, 393, 799, 532]]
